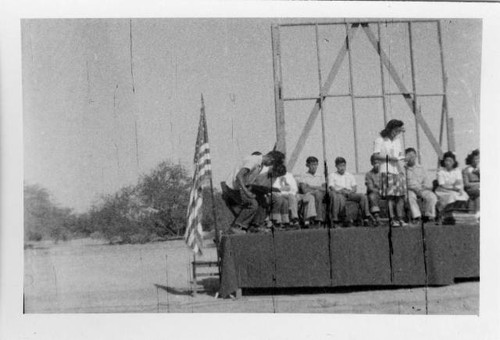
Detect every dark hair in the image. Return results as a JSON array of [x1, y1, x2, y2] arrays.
[[266, 150, 285, 166], [306, 156, 319, 165], [335, 157, 346, 166], [370, 154, 378, 164], [271, 163, 287, 178], [465, 149, 479, 165], [440, 151, 459, 168], [251, 151, 262, 156], [405, 147, 417, 155], [380, 119, 404, 138]]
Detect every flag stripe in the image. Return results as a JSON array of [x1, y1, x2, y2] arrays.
[[198, 154, 211, 166], [185, 101, 212, 254], [198, 143, 210, 154]]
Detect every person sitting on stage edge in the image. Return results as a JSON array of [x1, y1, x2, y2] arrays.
[[328, 157, 374, 227], [251, 163, 288, 230], [296, 156, 326, 227], [404, 147, 438, 224], [273, 164, 300, 229], [463, 149, 480, 216], [373, 119, 408, 227], [365, 154, 382, 225], [435, 151, 469, 214], [221, 150, 285, 234]]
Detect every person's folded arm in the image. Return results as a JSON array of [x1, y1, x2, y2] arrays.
[[373, 152, 399, 163], [365, 176, 376, 193], [236, 168, 255, 198]]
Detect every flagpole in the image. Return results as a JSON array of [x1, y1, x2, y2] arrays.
[[200, 95, 221, 247], [208, 165, 221, 246], [201, 95, 223, 285]]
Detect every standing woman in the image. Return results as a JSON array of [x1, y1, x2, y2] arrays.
[[372, 119, 407, 227], [435, 151, 469, 213]]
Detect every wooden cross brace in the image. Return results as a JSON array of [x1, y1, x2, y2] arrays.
[[283, 23, 444, 170]]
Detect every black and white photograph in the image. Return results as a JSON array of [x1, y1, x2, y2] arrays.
[[1, 1, 499, 340]]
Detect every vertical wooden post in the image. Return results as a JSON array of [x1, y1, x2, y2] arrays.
[[437, 20, 452, 152], [191, 254, 197, 297], [208, 172, 222, 281], [272, 25, 286, 154], [346, 23, 360, 173], [315, 24, 332, 229], [377, 23, 388, 126], [408, 22, 422, 161], [315, 24, 328, 169]]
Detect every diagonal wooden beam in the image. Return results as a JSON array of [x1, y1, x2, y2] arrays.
[[362, 24, 443, 158], [287, 24, 360, 169]]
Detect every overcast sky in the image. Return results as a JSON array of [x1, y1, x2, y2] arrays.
[[22, 18, 481, 213]]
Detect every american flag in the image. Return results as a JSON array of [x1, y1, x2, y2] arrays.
[[184, 96, 212, 254]]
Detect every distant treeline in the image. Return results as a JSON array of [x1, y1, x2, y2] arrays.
[[24, 161, 233, 244]]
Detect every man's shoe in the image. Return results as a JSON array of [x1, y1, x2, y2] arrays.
[[247, 226, 260, 233], [226, 227, 246, 235], [248, 224, 271, 233], [343, 220, 353, 228], [398, 219, 408, 227], [273, 224, 285, 232], [390, 220, 401, 228], [364, 215, 377, 227], [310, 221, 323, 229], [289, 220, 301, 230]]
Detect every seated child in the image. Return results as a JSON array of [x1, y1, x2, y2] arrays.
[[328, 157, 374, 226], [365, 154, 382, 224], [253, 164, 288, 229], [273, 164, 300, 227], [296, 156, 326, 227]]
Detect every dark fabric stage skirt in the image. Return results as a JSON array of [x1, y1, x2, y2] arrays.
[[218, 223, 479, 297]]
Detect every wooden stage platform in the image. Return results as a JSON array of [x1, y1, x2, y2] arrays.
[[218, 223, 479, 298]]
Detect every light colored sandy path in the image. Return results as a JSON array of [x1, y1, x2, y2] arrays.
[[24, 238, 478, 314]]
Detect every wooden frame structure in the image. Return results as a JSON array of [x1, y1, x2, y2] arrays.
[[272, 20, 454, 172]]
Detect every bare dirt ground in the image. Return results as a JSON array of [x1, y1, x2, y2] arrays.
[[24, 238, 478, 314]]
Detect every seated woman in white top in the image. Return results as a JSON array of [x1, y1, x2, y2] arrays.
[[435, 151, 469, 213], [273, 165, 300, 227]]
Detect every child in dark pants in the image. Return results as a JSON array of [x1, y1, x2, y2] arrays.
[[365, 154, 382, 225], [328, 157, 374, 227]]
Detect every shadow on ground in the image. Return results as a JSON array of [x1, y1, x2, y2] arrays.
[[242, 278, 479, 296], [155, 277, 479, 298], [154, 277, 220, 296]]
